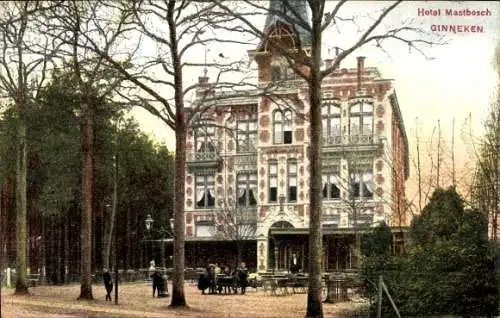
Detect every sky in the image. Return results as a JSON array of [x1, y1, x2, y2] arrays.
[[132, 1, 500, 201]]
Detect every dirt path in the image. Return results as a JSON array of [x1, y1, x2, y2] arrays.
[[1, 282, 368, 317]]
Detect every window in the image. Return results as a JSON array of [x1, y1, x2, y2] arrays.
[[349, 169, 374, 199], [270, 56, 296, 81], [195, 125, 216, 152], [322, 103, 341, 140], [271, 66, 282, 81], [322, 173, 341, 200], [196, 220, 215, 237], [237, 115, 257, 153], [284, 110, 292, 144], [195, 174, 215, 208], [349, 103, 373, 136], [269, 161, 278, 202], [237, 173, 257, 206], [287, 161, 297, 202], [273, 110, 293, 144]]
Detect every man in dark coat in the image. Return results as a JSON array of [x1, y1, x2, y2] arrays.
[[103, 269, 113, 301], [206, 264, 216, 294], [237, 262, 249, 295], [151, 270, 166, 297]]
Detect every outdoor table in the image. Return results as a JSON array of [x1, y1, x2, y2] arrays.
[[216, 275, 236, 294]]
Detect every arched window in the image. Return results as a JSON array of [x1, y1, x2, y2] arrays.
[[322, 103, 341, 143], [273, 109, 293, 144], [271, 66, 282, 81], [349, 103, 373, 136], [269, 55, 296, 82]]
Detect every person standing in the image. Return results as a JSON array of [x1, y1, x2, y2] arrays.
[[103, 269, 113, 301], [237, 262, 249, 295]]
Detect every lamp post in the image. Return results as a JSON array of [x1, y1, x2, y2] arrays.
[[145, 214, 154, 268]]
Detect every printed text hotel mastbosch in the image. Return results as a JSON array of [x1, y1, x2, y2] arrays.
[[418, 8, 492, 33]]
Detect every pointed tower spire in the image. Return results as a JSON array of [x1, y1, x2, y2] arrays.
[[263, 0, 311, 47]]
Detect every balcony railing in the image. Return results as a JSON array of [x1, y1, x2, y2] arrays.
[[322, 135, 342, 145], [186, 150, 222, 172], [348, 134, 374, 144], [187, 151, 220, 162], [322, 134, 375, 146]]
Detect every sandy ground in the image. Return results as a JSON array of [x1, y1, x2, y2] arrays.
[[1, 281, 369, 317]]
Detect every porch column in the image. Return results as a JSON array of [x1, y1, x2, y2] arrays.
[[257, 236, 268, 272]]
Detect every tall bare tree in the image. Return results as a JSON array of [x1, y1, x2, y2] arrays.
[[213, 203, 257, 267], [213, 1, 443, 316], [471, 41, 500, 240], [40, 0, 133, 299], [48, 0, 246, 307], [0, 1, 61, 294]]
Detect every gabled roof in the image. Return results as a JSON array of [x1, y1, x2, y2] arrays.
[[262, 0, 311, 47]]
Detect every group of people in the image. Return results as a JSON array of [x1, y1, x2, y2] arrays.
[[102, 261, 251, 301], [197, 262, 249, 295]]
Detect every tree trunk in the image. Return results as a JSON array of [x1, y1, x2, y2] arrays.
[[15, 99, 29, 295], [168, 0, 187, 307], [78, 103, 94, 300], [306, 5, 324, 316], [170, 112, 187, 307]]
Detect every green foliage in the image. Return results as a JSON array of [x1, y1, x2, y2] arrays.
[[361, 221, 393, 257], [0, 105, 17, 184], [360, 187, 499, 317]]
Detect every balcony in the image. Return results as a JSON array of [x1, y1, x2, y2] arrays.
[[322, 135, 342, 146], [186, 150, 222, 172], [322, 133, 381, 155], [348, 134, 374, 144]]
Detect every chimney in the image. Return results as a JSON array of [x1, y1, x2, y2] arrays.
[[357, 56, 365, 93], [324, 59, 333, 69]]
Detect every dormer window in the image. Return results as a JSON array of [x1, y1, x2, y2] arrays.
[[270, 57, 284, 81], [269, 56, 296, 82], [271, 65, 282, 81]]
